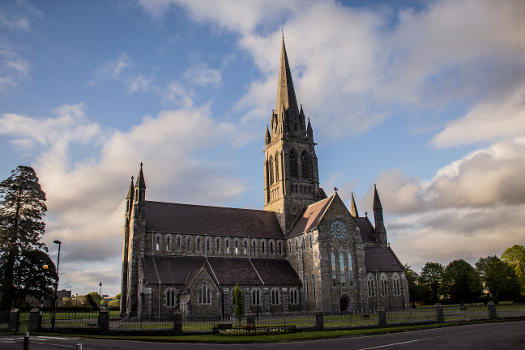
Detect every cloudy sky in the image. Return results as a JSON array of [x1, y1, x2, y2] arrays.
[[0, 0, 523, 296]]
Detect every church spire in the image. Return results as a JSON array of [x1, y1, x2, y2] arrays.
[[265, 125, 271, 144], [275, 37, 299, 118], [373, 184, 387, 247], [126, 176, 134, 199], [373, 184, 382, 210], [350, 192, 359, 217], [136, 162, 146, 189]]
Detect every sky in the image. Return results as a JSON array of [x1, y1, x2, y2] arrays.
[[0, 0, 523, 297]]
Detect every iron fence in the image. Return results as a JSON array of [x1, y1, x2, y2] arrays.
[[41, 311, 99, 329], [324, 311, 378, 329], [495, 303, 525, 318], [110, 316, 172, 330], [442, 304, 489, 322], [387, 307, 436, 325]]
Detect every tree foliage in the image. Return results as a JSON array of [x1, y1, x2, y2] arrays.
[[476, 256, 521, 302], [440, 259, 482, 304], [501, 245, 525, 295], [418, 262, 444, 304], [0, 166, 49, 309], [403, 264, 419, 307], [233, 284, 244, 323]]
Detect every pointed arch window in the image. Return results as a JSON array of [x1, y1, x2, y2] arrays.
[[392, 273, 401, 296], [166, 235, 171, 251], [251, 288, 262, 305], [274, 152, 279, 182], [262, 240, 266, 255], [380, 274, 389, 296], [198, 283, 211, 304], [155, 236, 160, 251], [243, 240, 248, 255], [269, 155, 274, 185], [196, 237, 201, 252], [339, 251, 345, 287], [270, 240, 274, 255], [278, 241, 282, 255], [301, 150, 311, 180], [347, 252, 354, 286], [234, 239, 239, 254], [186, 236, 191, 251], [271, 288, 280, 305], [215, 238, 220, 253], [252, 240, 257, 256], [367, 274, 376, 297], [290, 149, 298, 178], [166, 288, 177, 307], [176, 235, 181, 252], [225, 239, 230, 254], [331, 251, 337, 287]]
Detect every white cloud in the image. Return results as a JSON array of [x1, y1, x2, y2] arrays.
[[0, 43, 31, 92], [432, 86, 525, 148], [183, 63, 221, 87], [0, 13, 30, 31], [0, 98, 246, 295]]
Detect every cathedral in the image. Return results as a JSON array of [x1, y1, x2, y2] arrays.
[[120, 39, 409, 319]]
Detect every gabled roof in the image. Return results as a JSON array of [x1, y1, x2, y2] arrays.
[[288, 195, 334, 237], [364, 247, 404, 272], [144, 201, 284, 239], [141, 255, 301, 287], [355, 217, 377, 243]]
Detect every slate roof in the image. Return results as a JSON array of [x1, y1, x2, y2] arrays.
[[141, 255, 300, 287], [364, 247, 404, 272], [355, 217, 377, 242], [144, 201, 284, 239], [288, 195, 334, 237], [251, 258, 301, 285]]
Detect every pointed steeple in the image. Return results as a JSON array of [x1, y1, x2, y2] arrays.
[[275, 38, 299, 118], [373, 184, 382, 210], [350, 192, 359, 217], [265, 125, 271, 144], [126, 176, 134, 199], [135, 162, 146, 189], [299, 104, 306, 132], [306, 117, 313, 141]]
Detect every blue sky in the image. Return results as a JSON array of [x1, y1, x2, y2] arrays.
[[0, 0, 523, 296]]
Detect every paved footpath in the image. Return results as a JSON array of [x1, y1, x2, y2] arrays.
[[1, 321, 523, 350]]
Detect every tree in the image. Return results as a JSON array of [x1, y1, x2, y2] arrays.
[[233, 284, 244, 324], [108, 293, 121, 310], [0, 166, 48, 309], [418, 262, 444, 304], [476, 256, 521, 302], [440, 259, 482, 305], [85, 292, 101, 310], [501, 245, 525, 295], [15, 250, 57, 305], [403, 264, 419, 307]]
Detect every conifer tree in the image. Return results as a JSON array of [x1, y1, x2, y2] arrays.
[[233, 284, 244, 324], [0, 166, 49, 309]]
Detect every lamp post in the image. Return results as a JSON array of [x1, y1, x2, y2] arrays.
[[51, 240, 62, 329], [99, 282, 103, 308]]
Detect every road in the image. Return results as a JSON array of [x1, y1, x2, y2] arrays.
[[0, 321, 523, 350]]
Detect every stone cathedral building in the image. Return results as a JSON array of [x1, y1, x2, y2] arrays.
[[120, 40, 409, 319]]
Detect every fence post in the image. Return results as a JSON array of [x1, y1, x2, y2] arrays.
[[315, 312, 324, 330], [487, 301, 497, 320], [246, 313, 256, 329], [98, 307, 109, 332], [377, 308, 387, 327], [435, 303, 444, 323], [173, 312, 182, 334], [8, 308, 20, 332], [28, 308, 42, 332]]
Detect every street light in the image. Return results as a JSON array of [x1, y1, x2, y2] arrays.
[[51, 240, 62, 329]]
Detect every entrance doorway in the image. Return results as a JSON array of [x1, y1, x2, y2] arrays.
[[339, 295, 350, 312]]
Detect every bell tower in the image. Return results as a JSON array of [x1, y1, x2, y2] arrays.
[[264, 38, 325, 233]]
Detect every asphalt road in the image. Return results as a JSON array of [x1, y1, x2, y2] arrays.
[[1, 321, 523, 350]]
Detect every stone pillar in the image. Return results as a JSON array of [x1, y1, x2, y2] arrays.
[[28, 309, 42, 332], [377, 308, 387, 327], [98, 308, 109, 332], [315, 312, 324, 330], [487, 301, 497, 320], [8, 308, 20, 332], [173, 312, 182, 333], [435, 303, 444, 323]]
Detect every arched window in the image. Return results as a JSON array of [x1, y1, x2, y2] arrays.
[[347, 252, 353, 286], [234, 239, 239, 254], [289, 288, 299, 304], [155, 236, 160, 251], [166, 288, 177, 307], [215, 238, 220, 253], [301, 150, 311, 179], [367, 274, 376, 297], [269, 240, 274, 255], [269, 155, 274, 185], [271, 288, 280, 305], [186, 236, 192, 251], [331, 251, 337, 287], [392, 273, 401, 296], [380, 274, 389, 296], [197, 283, 211, 304], [176, 235, 181, 252], [243, 240, 248, 255], [262, 240, 266, 255], [196, 237, 201, 252], [278, 241, 282, 255], [339, 251, 345, 287], [252, 240, 257, 256], [206, 238, 210, 253], [290, 149, 298, 178], [225, 239, 230, 254], [251, 288, 262, 305], [275, 152, 280, 182], [166, 235, 171, 251]]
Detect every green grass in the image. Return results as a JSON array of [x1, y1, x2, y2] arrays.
[[47, 319, 521, 343]]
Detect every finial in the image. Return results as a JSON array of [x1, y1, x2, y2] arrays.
[[131, 176, 134, 181], [140, 162, 143, 168], [281, 28, 284, 40], [334, 186, 338, 192], [365, 211, 368, 217]]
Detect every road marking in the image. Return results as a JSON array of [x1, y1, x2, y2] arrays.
[[355, 339, 419, 350], [31, 340, 92, 350], [34, 335, 71, 340]]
